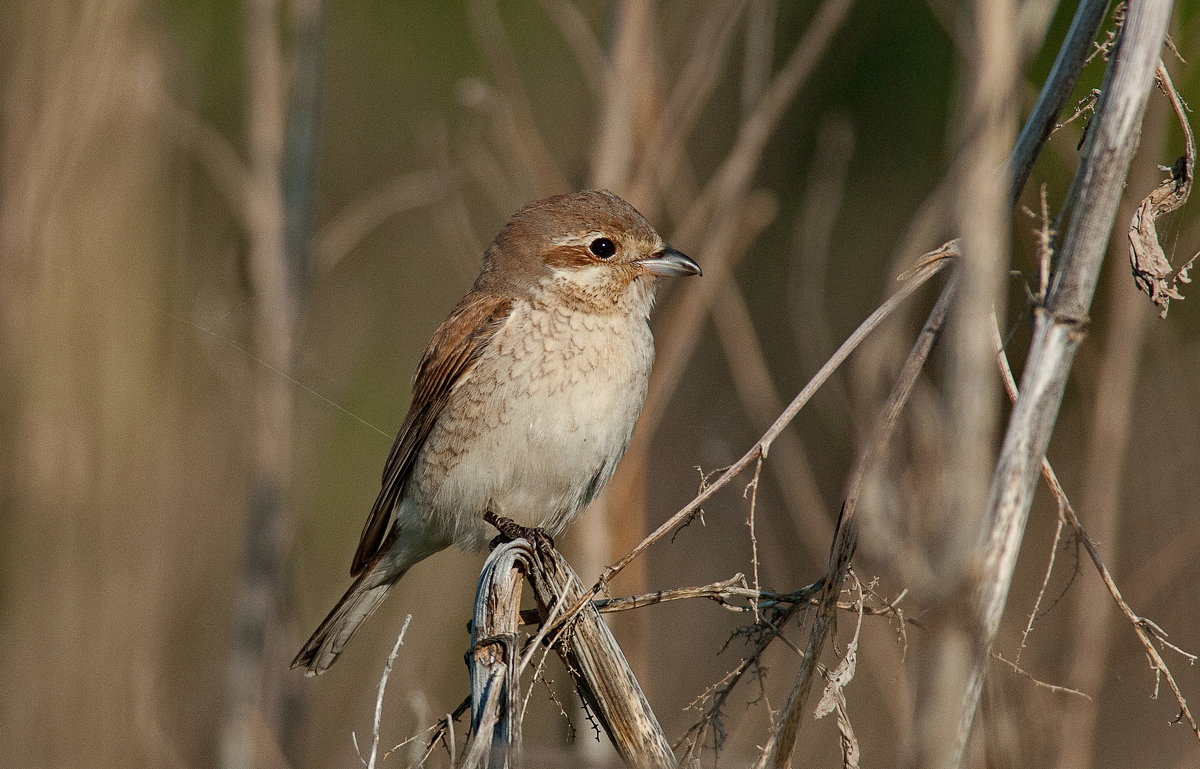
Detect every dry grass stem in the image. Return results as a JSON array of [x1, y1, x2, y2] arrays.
[[991, 316, 1200, 741], [354, 615, 413, 769], [1007, 0, 1112, 202], [990, 653, 1092, 701]]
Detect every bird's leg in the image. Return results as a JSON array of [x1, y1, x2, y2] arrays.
[[483, 509, 556, 550]]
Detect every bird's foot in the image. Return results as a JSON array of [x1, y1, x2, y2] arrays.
[[484, 510, 555, 550]]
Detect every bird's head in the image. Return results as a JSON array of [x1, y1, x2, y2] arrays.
[[478, 190, 701, 313]]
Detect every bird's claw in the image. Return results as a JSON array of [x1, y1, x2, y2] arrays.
[[484, 510, 555, 549]]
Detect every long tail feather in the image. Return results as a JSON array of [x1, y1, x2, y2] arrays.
[[291, 567, 403, 675]]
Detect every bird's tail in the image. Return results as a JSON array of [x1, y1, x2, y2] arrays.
[[291, 564, 404, 675]]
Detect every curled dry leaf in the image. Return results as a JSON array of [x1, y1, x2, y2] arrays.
[[1128, 155, 1195, 316], [1128, 64, 1195, 318], [814, 646, 857, 719]]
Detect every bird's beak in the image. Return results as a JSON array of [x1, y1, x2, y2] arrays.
[[637, 247, 702, 277]]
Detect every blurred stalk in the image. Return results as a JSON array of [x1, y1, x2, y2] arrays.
[[574, 0, 659, 737], [914, 1, 1019, 766], [221, 1, 322, 768]]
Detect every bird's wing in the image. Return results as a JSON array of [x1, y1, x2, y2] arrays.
[[351, 291, 514, 576]]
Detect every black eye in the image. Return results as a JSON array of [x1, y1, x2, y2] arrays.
[[588, 237, 616, 259]]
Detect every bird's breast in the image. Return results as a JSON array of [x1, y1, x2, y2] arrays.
[[415, 300, 654, 548]]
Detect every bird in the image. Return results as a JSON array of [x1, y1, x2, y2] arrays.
[[292, 190, 701, 674]]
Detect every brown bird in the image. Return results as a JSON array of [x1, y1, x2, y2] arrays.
[[293, 190, 700, 674]]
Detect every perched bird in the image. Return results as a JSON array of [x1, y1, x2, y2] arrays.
[[292, 190, 700, 674]]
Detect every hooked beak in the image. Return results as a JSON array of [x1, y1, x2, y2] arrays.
[[637, 247, 702, 277]]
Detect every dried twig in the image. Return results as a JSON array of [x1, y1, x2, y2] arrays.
[[990, 318, 1200, 740], [353, 616, 413, 769], [400, 699, 469, 769], [473, 516, 677, 769], [990, 653, 1092, 701]]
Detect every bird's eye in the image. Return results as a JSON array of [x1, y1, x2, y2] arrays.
[[588, 237, 616, 259]]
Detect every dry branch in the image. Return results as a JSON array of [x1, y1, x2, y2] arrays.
[[460, 538, 527, 768], [464, 515, 677, 769], [951, 3, 1180, 762]]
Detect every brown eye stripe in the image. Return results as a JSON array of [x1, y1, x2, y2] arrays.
[[544, 245, 599, 270]]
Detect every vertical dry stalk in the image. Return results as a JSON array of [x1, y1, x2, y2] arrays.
[[916, 1, 1019, 766], [221, 1, 299, 768], [950, 1, 1177, 763]]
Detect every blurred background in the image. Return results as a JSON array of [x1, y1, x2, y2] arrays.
[[2, 1, 1199, 767]]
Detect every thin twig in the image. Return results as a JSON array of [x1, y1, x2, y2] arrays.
[[596, 255, 951, 600], [354, 615, 412, 769], [755, 253, 959, 769], [1016, 513, 1065, 662], [401, 698, 469, 769], [990, 316, 1200, 740], [745, 456, 764, 622], [991, 653, 1093, 700]]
